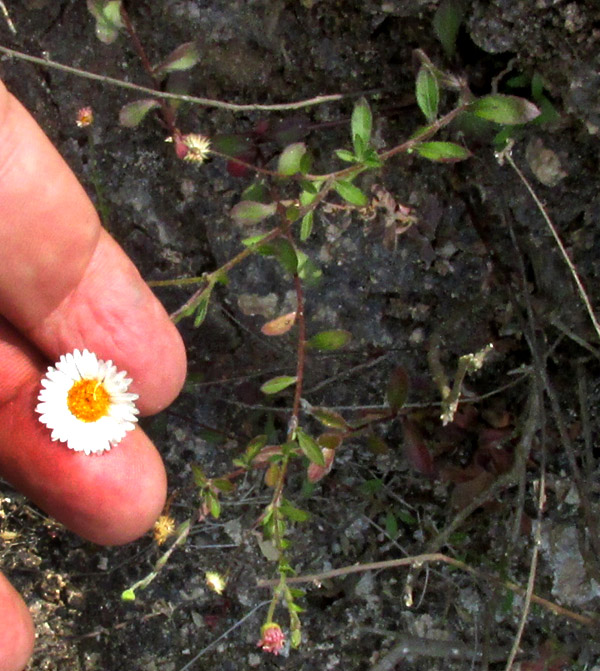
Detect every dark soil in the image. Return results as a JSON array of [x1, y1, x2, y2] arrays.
[[1, 2, 600, 670]]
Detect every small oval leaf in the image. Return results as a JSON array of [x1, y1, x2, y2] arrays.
[[231, 200, 277, 226], [118, 99, 161, 128], [278, 142, 307, 176], [414, 141, 471, 162], [297, 429, 325, 466], [416, 66, 440, 122], [311, 407, 348, 430], [300, 211, 314, 242], [469, 94, 541, 125], [351, 97, 373, 156], [87, 0, 124, 44], [261, 311, 297, 336], [193, 289, 212, 327], [386, 366, 410, 413], [307, 447, 336, 483], [307, 329, 351, 351], [260, 375, 297, 395], [433, 0, 467, 58], [333, 180, 368, 207], [280, 499, 310, 522], [154, 41, 200, 76]]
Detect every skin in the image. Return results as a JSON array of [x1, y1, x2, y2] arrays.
[[0, 80, 187, 670]]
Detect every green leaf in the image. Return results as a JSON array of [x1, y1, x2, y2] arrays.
[[367, 433, 390, 455], [230, 200, 277, 226], [311, 407, 348, 430], [280, 499, 310, 523], [241, 232, 271, 247], [211, 134, 252, 157], [207, 491, 221, 519], [469, 94, 541, 125], [531, 72, 544, 100], [299, 151, 312, 174], [335, 149, 357, 163], [317, 433, 343, 450], [193, 288, 212, 327], [118, 99, 160, 128], [360, 478, 383, 495], [414, 141, 471, 162], [277, 142, 307, 176], [87, 0, 124, 44], [351, 97, 373, 157], [260, 375, 298, 395], [433, 0, 466, 58], [362, 149, 384, 168], [333, 180, 368, 207], [212, 478, 234, 493], [191, 464, 207, 487], [258, 238, 298, 275], [291, 629, 302, 648], [245, 434, 268, 460], [296, 250, 322, 286], [153, 41, 200, 76], [121, 588, 136, 601], [300, 211, 314, 241], [296, 429, 325, 466], [506, 73, 529, 89], [307, 329, 352, 351], [397, 509, 417, 525], [241, 181, 270, 203], [386, 366, 410, 412], [385, 510, 398, 539], [416, 66, 440, 123]]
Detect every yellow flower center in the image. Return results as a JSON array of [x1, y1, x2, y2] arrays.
[[67, 379, 111, 422]]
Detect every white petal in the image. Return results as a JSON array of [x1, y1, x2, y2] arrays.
[[36, 349, 139, 455]]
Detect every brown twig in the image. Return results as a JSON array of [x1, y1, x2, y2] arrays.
[[255, 552, 599, 628], [504, 381, 546, 671], [0, 44, 370, 112]]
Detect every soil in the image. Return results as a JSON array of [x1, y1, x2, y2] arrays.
[[1, 1, 600, 670]]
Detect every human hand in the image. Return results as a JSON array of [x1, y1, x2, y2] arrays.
[[0, 80, 187, 671]]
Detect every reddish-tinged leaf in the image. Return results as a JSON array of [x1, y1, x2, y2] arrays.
[[118, 99, 160, 128], [307, 447, 336, 483], [386, 366, 410, 413], [450, 469, 494, 510], [153, 41, 200, 76], [311, 408, 348, 430], [401, 418, 436, 477], [317, 433, 343, 450], [469, 94, 541, 125], [367, 433, 390, 455], [264, 462, 281, 487], [252, 445, 285, 465], [261, 311, 297, 336], [227, 158, 250, 178]]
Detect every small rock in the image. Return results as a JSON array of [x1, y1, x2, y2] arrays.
[[525, 137, 567, 187]]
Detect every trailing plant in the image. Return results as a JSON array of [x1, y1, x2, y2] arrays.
[[50, 0, 546, 654]]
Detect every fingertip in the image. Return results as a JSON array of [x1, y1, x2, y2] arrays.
[[28, 230, 188, 416], [0, 573, 35, 671]]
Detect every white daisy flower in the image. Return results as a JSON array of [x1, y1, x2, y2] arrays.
[[36, 349, 139, 455]]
